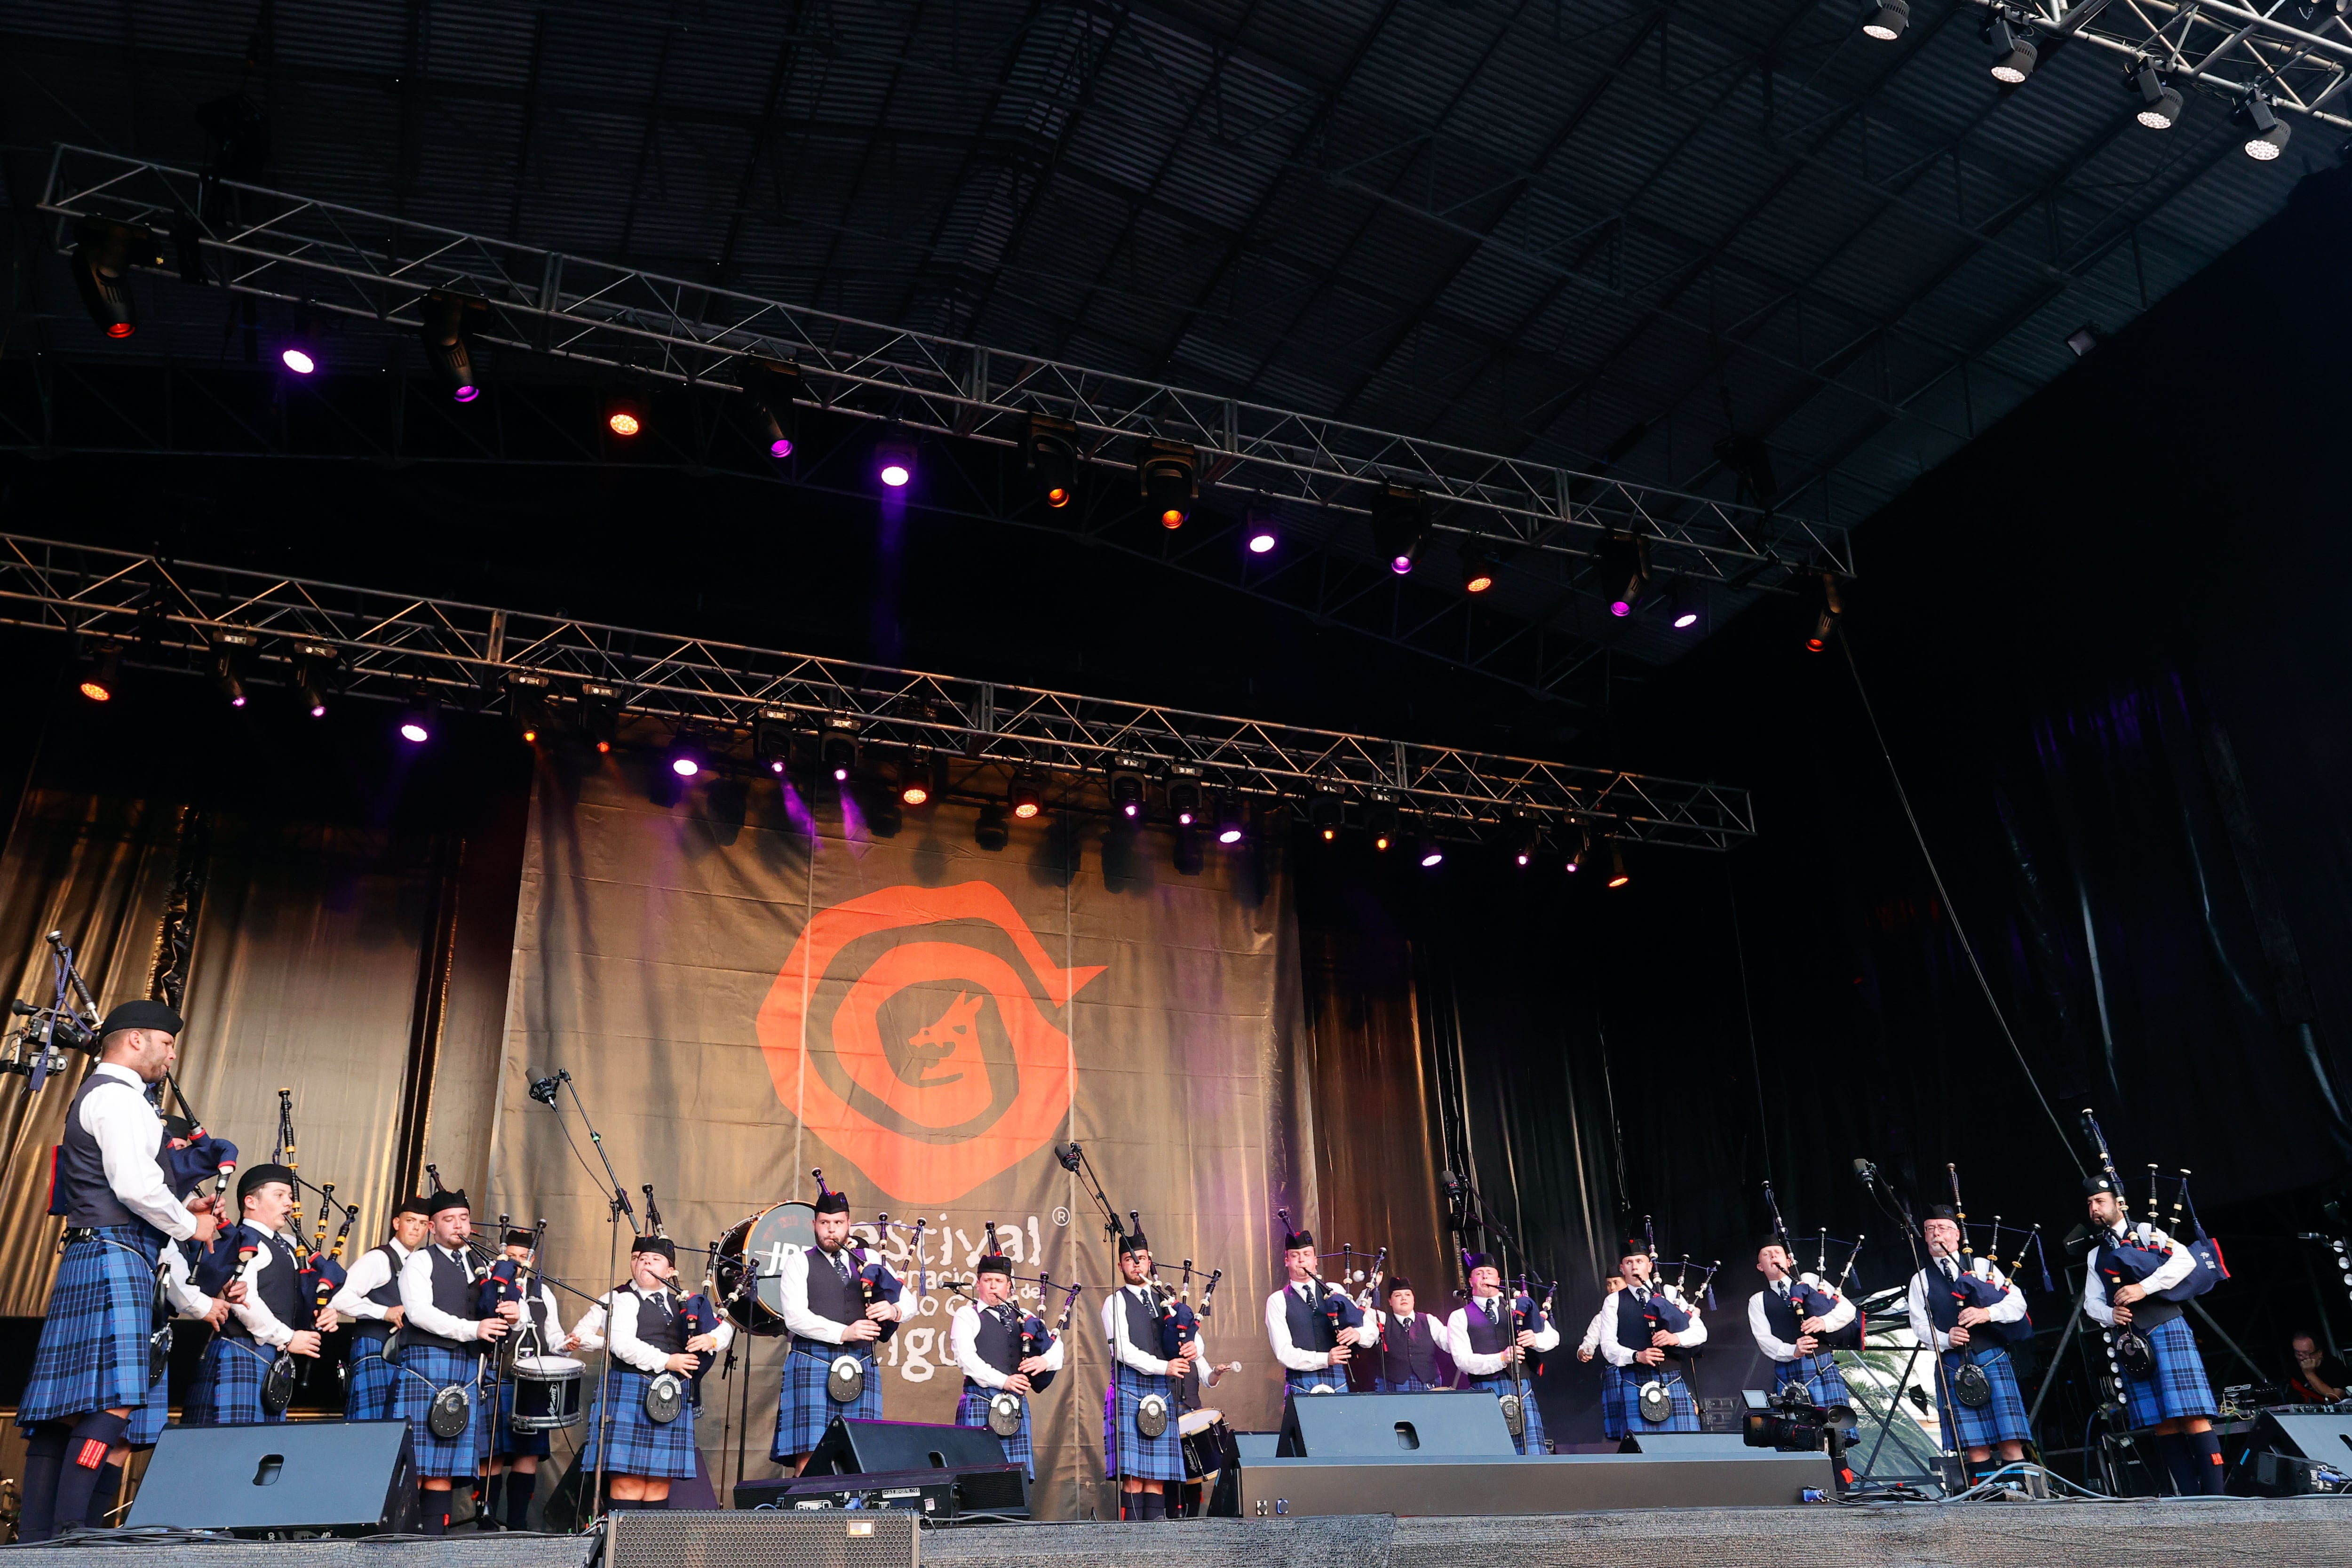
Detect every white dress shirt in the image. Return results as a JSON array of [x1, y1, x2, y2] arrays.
[[1264, 1281, 1380, 1371], [1906, 1254, 2026, 1352], [1584, 1283, 1707, 1369], [1748, 1276, 1858, 1363], [604, 1284, 735, 1375], [951, 1299, 1068, 1390], [1104, 1284, 1173, 1376], [2080, 1221, 2197, 1327], [780, 1244, 905, 1345], [226, 1234, 302, 1348], [329, 1241, 413, 1321], [161, 1241, 218, 1319], [1446, 1294, 1565, 1377], [569, 1294, 610, 1353], [80, 1063, 200, 1241], [397, 1243, 485, 1343]]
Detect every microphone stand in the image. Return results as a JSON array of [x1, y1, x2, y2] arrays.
[[1855, 1160, 1963, 1493], [531, 1069, 636, 1524]]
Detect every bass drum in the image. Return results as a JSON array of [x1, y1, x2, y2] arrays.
[[713, 1201, 818, 1337]]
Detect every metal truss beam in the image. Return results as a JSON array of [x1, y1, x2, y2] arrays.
[[0, 533, 1756, 852], [31, 147, 1849, 590], [2006, 0, 2352, 131]]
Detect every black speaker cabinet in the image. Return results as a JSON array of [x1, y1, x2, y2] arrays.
[[126, 1419, 418, 1537], [1276, 1390, 1516, 1457], [608, 1510, 915, 1568], [2246, 1410, 2352, 1496], [804, 1417, 1011, 1475]]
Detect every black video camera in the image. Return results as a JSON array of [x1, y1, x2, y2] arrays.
[[1741, 1384, 1852, 1457]]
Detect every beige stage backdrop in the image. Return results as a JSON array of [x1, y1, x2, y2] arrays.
[[487, 754, 1372, 1519]]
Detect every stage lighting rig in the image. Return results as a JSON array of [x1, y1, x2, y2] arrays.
[[74, 644, 124, 703], [899, 749, 941, 807], [397, 685, 439, 745], [605, 391, 646, 438], [1167, 765, 1204, 828], [1009, 773, 1044, 821], [210, 629, 259, 708], [1597, 531, 1648, 618], [1108, 757, 1149, 821], [820, 717, 860, 782], [875, 434, 916, 489], [1460, 541, 1498, 595], [1606, 844, 1631, 889], [1308, 783, 1345, 842], [1025, 414, 1080, 509], [755, 708, 795, 775], [1507, 814, 1538, 868], [1366, 791, 1400, 852], [420, 291, 483, 402], [1215, 798, 1247, 846], [506, 670, 553, 743], [2130, 65, 2183, 130], [1370, 485, 1428, 575], [975, 802, 1010, 852], [1668, 579, 1701, 631], [1139, 439, 1197, 529], [2237, 94, 2291, 159], [1986, 14, 2037, 85], [579, 680, 624, 753], [292, 642, 337, 717], [69, 220, 160, 340], [1565, 826, 1591, 875], [1415, 835, 1445, 870], [1860, 0, 1908, 40], [279, 308, 320, 375], [741, 360, 806, 459], [667, 730, 703, 779]]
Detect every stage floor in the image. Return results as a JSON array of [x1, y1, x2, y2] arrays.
[[22, 1499, 2352, 1568]]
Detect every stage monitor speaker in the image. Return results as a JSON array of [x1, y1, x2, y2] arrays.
[[1276, 1390, 1515, 1457], [126, 1419, 418, 1537], [805, 1417, 1012, 1476], [735, 1464, 1027, 1520], [607, 1509, 914, 1568], [2246, 1410, 2352, 1496], [1241, 1448, 1836, 1516]]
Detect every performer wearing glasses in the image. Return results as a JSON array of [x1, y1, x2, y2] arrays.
[[1905, 1206, 2029, 1481]]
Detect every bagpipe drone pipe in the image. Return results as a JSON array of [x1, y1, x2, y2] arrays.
[[2080, 1110, 2228, 1305]]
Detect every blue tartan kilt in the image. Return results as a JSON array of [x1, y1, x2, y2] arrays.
[[182, 1337, 284, 1426], [391, 1342, 490, 1477], [20, 1226, 171, 1446], [1102, 1366, 1183, 1482], [345, 1337, 401, 1422], [954, 1384, 1035, 1480], [2117, 1316, 2218, 1428], [772, 1345, 880, 1461], [1774, 1352, 1855, 1413], [493, 1374, 552, 1457], [1940, 1345, 2030, 1449], [581, 1365, 699, 1479], [1599, 1361, 1697, 1440], [1284, 1368, 1352, 1398], [1462, 1374, 1549, 1455], [1375, 1377, 1437, 1392]]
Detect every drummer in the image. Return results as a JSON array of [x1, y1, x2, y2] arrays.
[[773, 1177, 903, 1472], [582, 1234, 728, 1512], [485, 1227, 576, 1533], [949, 1247, 1063, 1480]]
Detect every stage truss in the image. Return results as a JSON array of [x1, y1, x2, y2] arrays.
[[32, 146, 1848, 593], [1994, 0, 2352, 133], [0, 533, 1755, 852]]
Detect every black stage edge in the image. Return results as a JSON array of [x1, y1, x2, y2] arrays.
[[16, 1501, 2352, 1566]]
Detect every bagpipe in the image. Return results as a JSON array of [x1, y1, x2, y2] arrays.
[[1941, 1165, 2035, 1347], [1026, 1274, 1083, 1393], [2080, 1109, 2226, 1306], [1134, 1210, 1216, 1359], [1761, 1181, 1861, 1352], [1276, 1208, 1367, 1343], [639, 1187, 723, 1387], [810, 1170, 910, 1345], [1636, 1217, 1710, 1350]]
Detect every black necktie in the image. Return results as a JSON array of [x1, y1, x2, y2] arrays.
[[1941, 1258, 1958, 1282], [1634, 1285, 1650, 1304], [830, 1251, 850, 1282], [1776, 1280, 1790, 1298]]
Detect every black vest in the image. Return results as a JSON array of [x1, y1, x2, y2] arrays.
[[1377, 1313, 1441, 1384], [1916, 1260, 2018, 1345], [628, 1286, 685, 1355], [522, 1284, 561, 1346], [969, 1302, 1023, 1379], [1611, 1289, 1659, 1355], [803, 1246, 865, 1328], [225, 1233, 303, 1343], [408, 1246, 485, 1356], [1281, 1284, 1341, 1355], [348, 1243, 406, 1345], [1758, 1283, 1806, 1345], [1116, 1286, 1163, 1369], [1465, 1295, 1521, 1358], [59, 1071, 169, 1231]]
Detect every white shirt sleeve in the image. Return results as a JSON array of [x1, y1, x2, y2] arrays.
[[161, 1242, 215, 1319], [1594, 1297, 1638, 1368], [1811, 1288, 1858, 1337], [1907, 1271, 1953, 1352], [1528, 1306, 1561, 1353], [1668, 1287, 1708, 1347], [228, 1242, 296, 1347], [1105, 1288, 1171, 1376], [81, 1072, 199, 1241], [1578, 1303, 1607, 1356], [1751, 1292, 1797, 1362], [950, 1303, 1006, 1389], [1266, 1287, 1332, 1371], [570, 1296, 608, 1352], [1040, 1321, 1067, 1372], [1449, 1305, 1510, 1377], [780, 1248, 847, 1345], [1979, 1260, 2027, 1325], [2081, 1255, 2115, 1327], [399, 1247, 479, 1343], [606, 1291, 673, 1375], [2109, 1224, 2198, 1297], [330, 1247, 396, 1321]]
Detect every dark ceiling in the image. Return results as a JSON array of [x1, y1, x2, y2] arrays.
[[0, 0, 2320, 724]]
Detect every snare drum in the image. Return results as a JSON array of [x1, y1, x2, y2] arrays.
[[509, 1354, 585, 1432], [1178, 1407, 1227, 1481], [714, 1202, 817, 1337]]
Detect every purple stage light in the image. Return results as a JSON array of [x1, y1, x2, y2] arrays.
[[1419, 846, 1444, 868], [1391, 555, 1414, 575], [231, 693, 248, 709], [1218, 827, 1243, 845], [453, 384, 479, 403], [280, 348, 316, 375], [833, 765, 851, 782], [399, 720, 430, 744], [771, 436, 795, 459], [671, 756, 700, 778], [1673, 609, 1699, 629], [308, 702, 327, 718], [1248, 528, 1277, 555], [769, 758, 786, 775]]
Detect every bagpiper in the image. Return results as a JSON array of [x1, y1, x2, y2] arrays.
[[181, 1163, 333, 1425], [328, 1196, 432, 1421], [771, 1175, 901, 1471], [581, 1234, 730, 1511], [1103, 1222, 1192, 1520], [393, 1189, 516, 1534], [1581, 1240, 1707, 1441], [948, 1245, 1064, 1480], [1904, 1204, 2029, 1481], [2081, 1173, 2224, 1495], [1748, 1237, 1856, 1419], [1448, 1254, 1561, 1455], [1264, 1215, 1375, 1399]]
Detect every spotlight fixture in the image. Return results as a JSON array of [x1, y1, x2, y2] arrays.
[[397, 685, 439, 746], [1245, 514, 1279, 555], [875, 435, 916, 489], [605, 392, 645, 438], [2065, 324, 2101, 358], [1507, 814, 1538, 868], [1987, 16, 2037, 85], [506, 670, 553, 743], [2237, 94, 2291, 160], [1415, 835, 1445, 870], [1168, 765, 1205, 827], [975, 803, 1010, 852], [755, 709, 796, 775], [279, 308, 319, 375], [1109, 757, 1149, 821], [293, 641, 337, 717], [419, 292, 482, 402], [1366, 792, 1400, 853], [69, 221, 160, 340], [1009, 774, 1044, 821], [74, 644, 125, 703], [211, 629, 259, 708], [580, 680, 624, 753], [1564, 828, 1591, 875], [2130, 65, 2183, 130], [1606, 844, 1631, 889], [1370, 486, 1428, 575], [1668, 579, 1701, 631], [1460, 541, 1498, 595], [1805, 609, 1836, 653], [819, 717, 860, 783], [1308, 784, 1344, 843], [1860, 0, 1908, 40], [1139, 439, 1197, 529], [1597, 531, 1648, 617], [741, 361, 805, 459], [900, 750, 940, 807], [667, 732, 702, 779], [1025, 414, 1080, 510], [1216, 799, 1246, 846]]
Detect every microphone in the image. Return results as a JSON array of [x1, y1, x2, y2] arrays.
[[1853, 1158, 1878, 1185], [528, 1074, 561, 1107], [1056, 1143, 1084, 1173]]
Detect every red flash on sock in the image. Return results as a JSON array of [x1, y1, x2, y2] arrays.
[[73, 1439, 109, 1470]]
